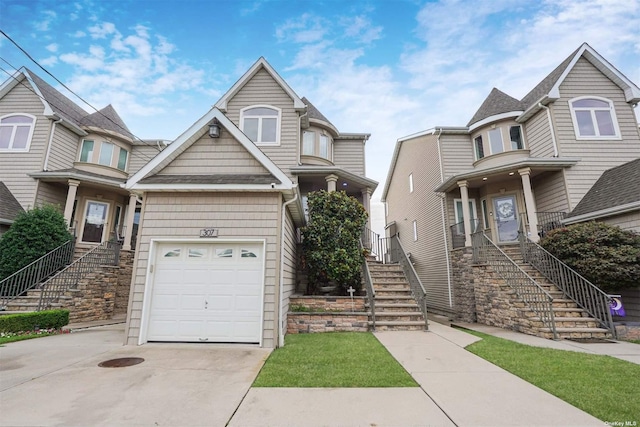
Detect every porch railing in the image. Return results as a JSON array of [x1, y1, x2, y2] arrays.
[[450, 219, 481, 249], [362, 226, 392, 263], [388, 234, 429, 330], [518, 232, 615, 337], [536, 211, 567, 238], [359, 239, 376, 330], [0, 239, 75, 310], [472, 230, 557, 339], [37, 241, 121, 311]]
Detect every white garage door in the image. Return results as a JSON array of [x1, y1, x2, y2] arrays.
[[146, 242, 264, 343]]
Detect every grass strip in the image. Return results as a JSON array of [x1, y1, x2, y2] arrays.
[[253, 332, 418, 387], [464, 329, 640, 423]]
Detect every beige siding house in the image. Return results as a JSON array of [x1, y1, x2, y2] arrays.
[[124, 58, 377, 348], [0, 68, 157, 246], [382, 43, 640, 318]]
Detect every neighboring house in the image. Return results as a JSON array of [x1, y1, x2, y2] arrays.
[[382, 43, 640, 318], [0, 181, 24, 235], [123, 57, 377, 348], [0, 68, 164, 250], [564, 157, 640, 232]]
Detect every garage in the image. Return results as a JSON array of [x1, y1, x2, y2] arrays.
[[145, 241, 264, 344]]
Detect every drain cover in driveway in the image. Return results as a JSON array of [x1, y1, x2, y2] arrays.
[[98, 357, 145, 368]]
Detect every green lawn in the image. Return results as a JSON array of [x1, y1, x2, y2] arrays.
[[464, 329, 640, 423], [0, 331, 60, 345], [253, 332, 418, 387]]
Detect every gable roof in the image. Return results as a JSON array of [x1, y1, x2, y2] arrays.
[[518, 43, 640, 121], [215, 57, 306, 112], [567, 158, 640, 220], [467, 88, 524, 127], [125, 107, 294, 191], [80, 104, 133, 139], [0, 182, 24, 224]]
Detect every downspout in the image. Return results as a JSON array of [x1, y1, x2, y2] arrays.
[[436, 128, 453, 308], [43, 115, 63, 171], [278, 186, 299, 347], [538, 103, 558, 157]]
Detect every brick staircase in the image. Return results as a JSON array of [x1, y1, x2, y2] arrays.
[[500, 245, 610, 340], [365, 259, 426, 331]]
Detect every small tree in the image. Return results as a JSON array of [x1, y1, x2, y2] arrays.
[[0, 205, 72, 280], [302, 190, 368, 295], [540, 221, 640, 291]]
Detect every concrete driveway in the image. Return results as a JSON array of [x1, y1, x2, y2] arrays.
[[0, 323, 271, 427]]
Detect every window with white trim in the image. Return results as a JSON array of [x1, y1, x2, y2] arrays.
[[241, 105, 281, 145], [79, 140, 94, 162], [488, 128, 504, 154], [0, 114, 35, 151], [301, 130, 332, 160], [117, 148, 128, 171], [474, 135, 484, 160], [302, 131, 315, 155], [409, 173, 414, 193], [569, 97, 620, 139], [509, 125, 524, 150], [99, 142, 114, 166]]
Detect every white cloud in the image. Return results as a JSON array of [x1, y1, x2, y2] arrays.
[[275, 13, 329, 43], [46, 43, 58, 53], [72, 30, 86, 38], [34, 10, 57, 31], [88, 22, 117, 39], [40, 56, 58, 67], [341, 15, 383, 44]]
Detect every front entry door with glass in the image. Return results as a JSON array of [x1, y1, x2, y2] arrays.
[[82, 201, 109, 243], [493, 195, 518, 242]]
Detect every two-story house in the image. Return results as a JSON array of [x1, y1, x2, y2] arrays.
[[122, 58, 378, 348], [0, 68, 162, 249], [382, 43, 640, 319]]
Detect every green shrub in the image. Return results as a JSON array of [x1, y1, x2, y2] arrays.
[[0, 309, 69, 332], [0, 205, 72, 280], [302, 190, 368, 295], [540, 222, 640, 291]]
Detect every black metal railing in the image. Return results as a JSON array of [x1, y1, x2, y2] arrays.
[[450, 218, 481, 249], [518, 232, 615, 337], [37, 241, 121, 311], [388, 234, 429, 330], [362, 226, 392, 263], [536, 211, 567, 238], [0, 240, 75, 310], [359, 239, 376, 330], [472, 230, 557, 339]]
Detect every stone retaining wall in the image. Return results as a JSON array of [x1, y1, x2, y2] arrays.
[[615, 323, 640, 341], [287, 295, 369, 334], [287, 312, 369, 333], [115, 250, 134, 315]]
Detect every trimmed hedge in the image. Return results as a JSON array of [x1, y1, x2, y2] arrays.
[[0, 309, 69, 332]]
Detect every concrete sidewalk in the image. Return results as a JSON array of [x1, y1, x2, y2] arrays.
[[230, 323, 605, 427], [454, 322, 640, 365]]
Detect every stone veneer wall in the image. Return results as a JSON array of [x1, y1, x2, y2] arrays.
[[287, 296, 369, 333], [472, 264, 549, 338], [449, 248, 477, 322], [615, 323, 640, 341], [66, 249, 134, 323]]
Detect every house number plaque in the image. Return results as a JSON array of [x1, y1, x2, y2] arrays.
[[199, 228, 218, 238]]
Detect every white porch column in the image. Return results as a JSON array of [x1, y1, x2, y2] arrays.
[[123, 193, 138, 251], [519, 167, 539, 242], [457, 180, 472, 247], [361, 187, 372, 229], [63, 179, 80, 229], [325, 174, 339, 192]]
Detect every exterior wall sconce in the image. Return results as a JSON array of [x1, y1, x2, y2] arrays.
[[209, 118, 221, 138]]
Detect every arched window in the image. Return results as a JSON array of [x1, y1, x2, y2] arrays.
[[569, 97, 620, 139], [0, 114, 36, 151], [240, 105, 281, 145]]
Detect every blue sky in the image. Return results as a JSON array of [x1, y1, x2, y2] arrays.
[[1, 0, 639, 203]]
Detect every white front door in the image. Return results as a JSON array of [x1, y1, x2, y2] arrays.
[[146, 242, 264, 343], [493, 195, 518, 242]]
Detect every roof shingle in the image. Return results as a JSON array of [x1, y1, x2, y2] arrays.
[[467, 88, 524, 127], [0, 182, 24, 223]]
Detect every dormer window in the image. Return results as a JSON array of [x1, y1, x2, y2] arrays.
[[78, 138, 128, 171], [569, 97, 620, 139], [301, 130, 332, 160], [0, 114, 35, 152], [241, 105, 281, 145]]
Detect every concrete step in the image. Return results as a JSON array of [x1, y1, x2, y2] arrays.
[[370, 320, 426, 331], [374, 312, 425, 322], [373, 289, 412, 297], [539, 327, 611, 340], [369, 303, 421, 312], [372, 283, 411, 291]]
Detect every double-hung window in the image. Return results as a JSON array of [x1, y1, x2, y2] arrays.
[[241, 106, 281, 145], [99, 142, 114, 166], [79, 140, 94, 162], [570, 97, 620, 139], [0, 114, 35, 151], [474, 135, 484, 159]]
